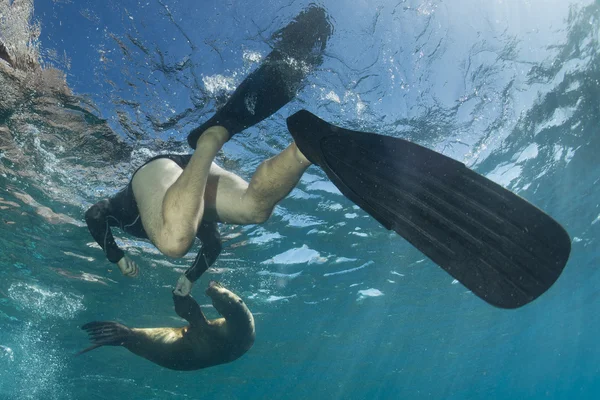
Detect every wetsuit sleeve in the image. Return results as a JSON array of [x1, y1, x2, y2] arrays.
[[84, 199, 125, 264], [185, 221, 222, 282]]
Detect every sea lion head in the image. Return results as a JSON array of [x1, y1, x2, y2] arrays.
[[205, 280, 255, 358], [205, 281, 253, 323]]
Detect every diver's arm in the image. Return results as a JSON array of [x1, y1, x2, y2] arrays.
[[187, 221, 222, 281], [85, 199, 125, 263], [85, 199, 139, 277], [174, 222, 222, 296], [184, 235, 222, 283]]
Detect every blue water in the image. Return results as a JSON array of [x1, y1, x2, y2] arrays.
[[1, 0, 599, 399]]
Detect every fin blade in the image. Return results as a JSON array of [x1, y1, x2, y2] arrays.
[[187, 6, 332, 148], [287, 110, 571, 308]]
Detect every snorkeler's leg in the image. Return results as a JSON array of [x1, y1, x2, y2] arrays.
[[187, 5, 332, 148], [203, 142, 311, 224], [132, 127, 229, 258]]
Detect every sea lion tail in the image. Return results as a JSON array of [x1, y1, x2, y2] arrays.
[[76, 321, 132, 356]]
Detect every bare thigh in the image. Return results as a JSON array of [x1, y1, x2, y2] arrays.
[[131, 158, 185, 244], [133, 158, 254, 241], [203, 163, 253, 224]]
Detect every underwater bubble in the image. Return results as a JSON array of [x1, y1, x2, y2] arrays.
[[202, 74, 236, 94], [323, 90, 341, 103], [11, 322, 71, 400], [0, 345, 14, 362], [242, 50, 262, 64], [8, 282, 85, 319]]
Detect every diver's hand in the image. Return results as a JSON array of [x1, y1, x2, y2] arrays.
[[173, 274, 193, 297], [116, 255, 139, 278]]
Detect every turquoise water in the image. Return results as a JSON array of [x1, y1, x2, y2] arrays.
[[1, 0, 599, 399]]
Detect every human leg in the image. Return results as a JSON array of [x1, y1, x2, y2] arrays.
[[187, 5, 332, 148], [203, 142, 311, 225], [132, 127, 229, 257]]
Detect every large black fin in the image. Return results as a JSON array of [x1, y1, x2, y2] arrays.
[[287, 110, 571, 309], [187, 5, 332, 148]]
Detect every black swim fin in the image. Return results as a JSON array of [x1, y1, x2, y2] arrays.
[[77, 321, 133, 356], [287, 110, 571, 309], [187, 5, 332, 148]]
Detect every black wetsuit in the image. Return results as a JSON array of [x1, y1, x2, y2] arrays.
[[85, 154, 221, 282]]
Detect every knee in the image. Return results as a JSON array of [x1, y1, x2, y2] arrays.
[[239, 195, 277, 224], [156, 235, 193, 258], [241, 208, 273, 225]]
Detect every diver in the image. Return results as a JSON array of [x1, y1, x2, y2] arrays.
[[85, 4, 570, 308], [85, 5, 333, 296]]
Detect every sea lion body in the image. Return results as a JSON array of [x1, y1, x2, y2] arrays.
[[79, 281, 255, 371], [125, 317, 251, 370]]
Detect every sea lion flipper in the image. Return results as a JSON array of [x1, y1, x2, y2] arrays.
[[173, 293, 207, 327], [77, 321, 133, 355]]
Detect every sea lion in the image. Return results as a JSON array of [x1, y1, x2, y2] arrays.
[[78, 281, 255, 371]]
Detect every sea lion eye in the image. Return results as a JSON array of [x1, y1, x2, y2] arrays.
[[238, 299, 243, 304]]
